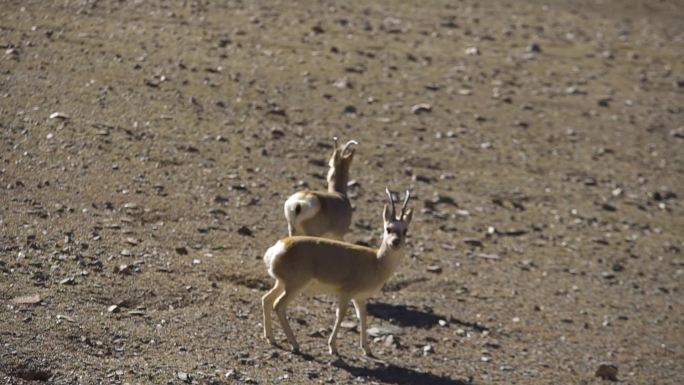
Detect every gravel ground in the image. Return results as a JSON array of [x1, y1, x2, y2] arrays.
[[1, 1, 683, 384]]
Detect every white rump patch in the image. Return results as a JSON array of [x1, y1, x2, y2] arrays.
[[264, 240, 287, 276], [284, 192, 321, 232]]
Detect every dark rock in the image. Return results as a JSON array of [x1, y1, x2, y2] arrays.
[[595, 364, 618, 381], [237, 226, 253, 237], [463, 237, 483, 247], [527, 43, 541, 53]]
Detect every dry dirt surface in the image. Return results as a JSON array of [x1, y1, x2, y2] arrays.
[[1, 0, 683, 384]]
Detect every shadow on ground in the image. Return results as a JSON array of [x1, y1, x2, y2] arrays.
[[335, 359, 472, 385], [369, 302, 489, 332], [367, 302, 445, 328]]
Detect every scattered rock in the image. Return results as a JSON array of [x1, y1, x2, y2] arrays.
[[59, 277, 76, 285], [601, 203, 617, 212], [107, 304, 120, 313], [426, 265, 442, 273], [382, 17, 407, 33], [463, 237, 483, 247], [115, 264, 132, 275], [595, 364, 618, 381], [343, 105, 357, 114], [56, 314, 76, 323], [669, 127, 684, 139], [367, 325, 402, 337], [597, 97, 612, 107], [175, 247, 188, 255], [237, 226, 253, 237], [127, 309, 146, 316], [410, 103, 432, 114], [465, 46, 480, 55], [11, 294, 42, 305], [49, 112, 69, 120], [177, 371, 191, 383], [527, 43, 541, 53]]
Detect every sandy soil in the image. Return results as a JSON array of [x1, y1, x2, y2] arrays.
[[1, 0, 683, 384]]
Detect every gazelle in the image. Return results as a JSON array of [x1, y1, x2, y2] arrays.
[[283, 137, 358, 240], [263, 188, 413, 356]]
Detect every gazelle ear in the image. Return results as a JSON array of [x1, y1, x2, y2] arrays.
[[343, 148, 355, 160], [402, 208, 413, 225], [383, 204, 393, 223]]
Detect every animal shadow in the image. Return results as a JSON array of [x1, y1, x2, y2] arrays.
[[368, 302, 489, 332], [367, 302, 443, 328], [335, 359, 472, 385]]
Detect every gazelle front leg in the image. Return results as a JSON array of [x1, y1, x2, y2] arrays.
[[352, 299, 372, 356], [328, 295, 350, 355]]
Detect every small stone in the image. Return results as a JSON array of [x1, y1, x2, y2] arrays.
[[237, 226, 253, 237], [463, 237, 483, 247], [177, 372, 191, 383], [340, 320, 357, 330], [127, 309, 146, 316], [59, 277, 75, 285], [465, 46, 480, 55], [124, 237, 138, 245], [175, 247, 188, 255], [120, 249, 132, 256], [384, 334, 396, 347], [11, 294, 42, 305], [343, 105, 357, 114], [422, 344, 434, 355], [271, 127, 285, 139], [669, 127, 684, 139], [56, 314, 76, 323], [107, 305, 119, 313], [115, 264, 131, 275], [438, 319, 448, 327], [426, 265, 442, 273], [367, 325, 402, 337], [49, 112, 69, 120], [601, 203, 617, 212], [527, 43, 541, 53], [601, 272, 615, 279], [410, 103, 432, 114], [595, 364, 618, 381], [597, 97, 612, 107]]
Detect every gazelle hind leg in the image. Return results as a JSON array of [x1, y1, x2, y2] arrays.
[[262, 280, 284, 344], [352, 299, 372, 356], [273, 284, 305, 353], [328, 295, 351, 355]]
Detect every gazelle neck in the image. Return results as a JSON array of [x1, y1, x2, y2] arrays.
[[376, 241, 403, 276], [328, 169, 349, 195]]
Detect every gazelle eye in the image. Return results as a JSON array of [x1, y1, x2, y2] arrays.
[[386, 227, 391, 233]]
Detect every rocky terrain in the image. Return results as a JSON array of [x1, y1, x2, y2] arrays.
[[1, 0, 683, 384]]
